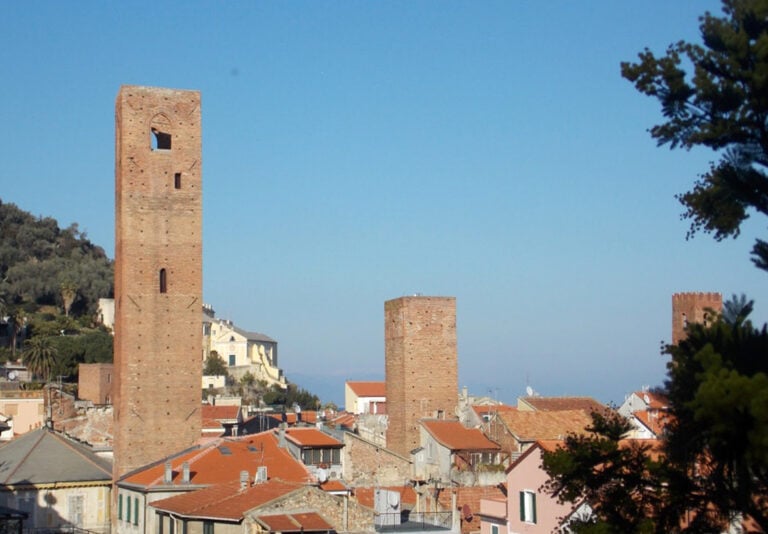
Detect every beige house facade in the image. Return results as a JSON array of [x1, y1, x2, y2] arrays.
[[202, 306, 286, 388]]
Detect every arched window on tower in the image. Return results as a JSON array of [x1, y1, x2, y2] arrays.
[[150, 113, 172, 151], [159, 269, 167, 294]]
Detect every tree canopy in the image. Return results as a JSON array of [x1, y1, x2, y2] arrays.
[[621, 0, 768, 271], [543, 301, 768, 532], [0, 199, 113, 316]]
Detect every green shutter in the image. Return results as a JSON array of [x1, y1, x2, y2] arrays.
[[134, 497, 139, 525], [519, 491, 524, 521], [118, 495, 122, 521], [531, 492, 537, 524]]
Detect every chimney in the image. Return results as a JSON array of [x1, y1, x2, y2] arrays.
[[256, 466, 268, 484], [182, 461, 190, 484], [239, 470, 249, 490], [163, 462, 173, 484]]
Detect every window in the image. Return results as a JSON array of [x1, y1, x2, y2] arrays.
[[134, 497, 139, 526], [520, 490, 537, 524], [491, 525, 499, 534], [159, 269, 167, 293], [203, 521, 214, 534], [151, 128, 172, 150], [174, 173, 181, 189], [169, 517, 175, 534], [118, 495, 122, 521], [228, 354, 235, 366]]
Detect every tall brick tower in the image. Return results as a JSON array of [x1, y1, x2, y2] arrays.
[[114, 86, 202, 479], [672, 292, 722, 344], [385, 296, 458, 456]]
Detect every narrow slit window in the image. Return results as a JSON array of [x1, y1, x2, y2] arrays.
[[174, 173, 181, 189], [159, 269, 167, 294], [151, 128, 172, 150]]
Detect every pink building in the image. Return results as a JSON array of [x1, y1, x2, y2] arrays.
[[480, 441, 582, 534]]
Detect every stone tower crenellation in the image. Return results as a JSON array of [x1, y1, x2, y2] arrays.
[[671, 292, 723, 345], [113, 85, 203, 480]]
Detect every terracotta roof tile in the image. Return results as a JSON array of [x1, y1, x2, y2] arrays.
[[346, 381, 386, 397], [202, 405, 240, 421], [284, 428, 343, 448], [329, 412, 356, 429], [255, 512, 333, 532], [319, 479, 348, 492], [471, 405, 517, 416], [268, 411, 318, 425], [422, 420, 501, 451], [633, 410, 670, 436], [120, 431, 311, 488], [498, 410, 594, 441], [632, 391, 668, 410], [519, 396, 605, 412], [353, 486, 417, 509], [150, 479, 303, 520]]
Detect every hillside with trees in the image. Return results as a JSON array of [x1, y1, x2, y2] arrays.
[[0, 199, 114, 381]]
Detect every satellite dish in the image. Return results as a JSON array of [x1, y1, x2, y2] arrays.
[[643, 394, 651, 405], [8, 372, 16, 381], [525, 386, 533, 397]]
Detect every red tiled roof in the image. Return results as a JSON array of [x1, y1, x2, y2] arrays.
[[519, 396, 605, 412], [471, 405, 517, 416], [284, 428, 343, 448], [353, 486, 417, 509], [150, 479, 303, 520], [422, 420, 501, 451], [319, 479, 348, 492], [268, 411, 318, 425], [632, 391, 668, 410], [120, 431, 311, 488], [255, 512, 333, 532], [633, 410, 670, 436], [498, 410, 594, 441], [202, 405, 240, 421], [347, 381, 386, 397], [329, 412, 356, 429]]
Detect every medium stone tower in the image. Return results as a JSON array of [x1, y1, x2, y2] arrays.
[[114, 86, 202, 479], [385, 296, 458, 457], [671, 292, 722, 345]]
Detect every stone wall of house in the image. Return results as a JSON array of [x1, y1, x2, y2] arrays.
[[254, 487, 374, 533], [343, 431, 411, 486], [671, 292, 722, 344], [385, 296, 458, 457], [79, 363, 114, 405], [114, 85, 203, 479]]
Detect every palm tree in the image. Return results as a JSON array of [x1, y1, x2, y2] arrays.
[[23, 337, 57, 382]]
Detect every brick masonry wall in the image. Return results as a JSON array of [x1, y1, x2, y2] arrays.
[[671, 292, 723, 345], [79, 363, 114, 405], [343, 432, 411, 486], [385, 296, 458, 457], [253, 486, 374, 532], [114, 86, 203, 479]]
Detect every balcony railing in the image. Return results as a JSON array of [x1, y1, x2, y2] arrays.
[[375, 511, 453, 532]]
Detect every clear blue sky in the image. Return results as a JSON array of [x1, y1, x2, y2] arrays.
[[2, 1, 765, 407]]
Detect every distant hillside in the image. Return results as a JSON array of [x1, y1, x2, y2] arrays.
[[0, 199, 113, 318]]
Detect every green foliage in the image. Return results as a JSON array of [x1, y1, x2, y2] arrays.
[[262, 382, 319, 410], [621, 0, 768, 272], [239, 372, 256, 387], [203, 352, 228, 377], [664, 310, 768, 531], [542, 410, 668, 533], [23, 336, 57, 382], [0, 199, 113, 315]]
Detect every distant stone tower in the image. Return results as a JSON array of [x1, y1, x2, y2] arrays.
[[114, 86, 202, 479], [385, 296, 458, 456], [672, 292, 723, 344]]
